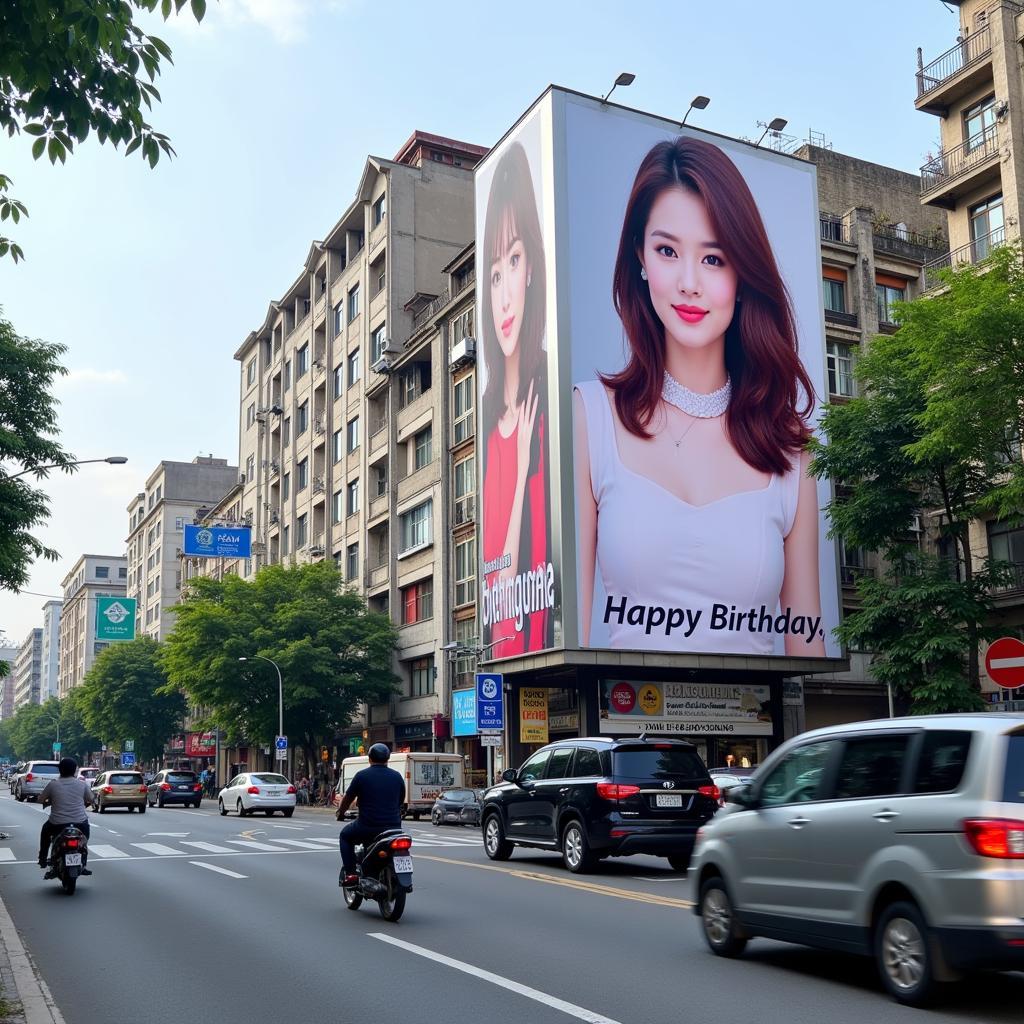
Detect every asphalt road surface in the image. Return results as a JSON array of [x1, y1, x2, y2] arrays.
[[0, 789, 1020, 1024]]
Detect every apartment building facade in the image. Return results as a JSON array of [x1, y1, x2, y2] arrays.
[[57, 554, 128, 697], [0, 646, 16, 719], [40, 600, 61, 702], [915, 0, 1024, 701], [229, 131, 485, 759], [126, 456, 240, 641], [12, 628, 42, 710]]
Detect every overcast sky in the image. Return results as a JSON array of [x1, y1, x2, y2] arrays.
[[0, 0, 959, 644]]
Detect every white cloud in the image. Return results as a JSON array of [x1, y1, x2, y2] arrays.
[[58, 368, 129, 388]]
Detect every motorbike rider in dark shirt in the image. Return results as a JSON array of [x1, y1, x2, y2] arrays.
[[335, 743, 404, 887]]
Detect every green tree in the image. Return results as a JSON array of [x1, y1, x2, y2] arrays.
[[0, 0, 207, 261], [60, 687, 104, 764], [811, 246, 1024, 712], [162, 562, 400, 772], [0, 311, 75, 592], [77, 637, 185, 763], [8, 698, 61, 761]]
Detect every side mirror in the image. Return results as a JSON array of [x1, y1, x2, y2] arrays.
[[727, 786, 755, 808], [501, 769, 518, 784]]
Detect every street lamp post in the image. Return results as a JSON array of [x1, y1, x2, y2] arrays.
[[4, 455, 128, 482], [238, 656, 284, 772]]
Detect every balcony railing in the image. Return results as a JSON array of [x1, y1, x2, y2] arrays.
[[917, 25, 991, 100], [840, 564, 875, 587], [920, 126, 999, 195], [992, 561, 1024, 595], [824, 308, 859, 328], [872, 223, 947, 263], [924, 225, 1006, 288], [820, 213, 849, 244]]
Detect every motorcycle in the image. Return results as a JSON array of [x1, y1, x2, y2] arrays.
[[46, 825, 88, 895], [342, 829, 413, 922]]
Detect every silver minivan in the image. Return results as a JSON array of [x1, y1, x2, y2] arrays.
[[690, 714, 1024, 1006]]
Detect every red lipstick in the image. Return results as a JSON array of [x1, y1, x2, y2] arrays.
[[672, 304, 708, 324], [501, 315, 515, 337]]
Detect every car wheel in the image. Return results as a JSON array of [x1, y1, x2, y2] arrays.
[[875, 901, 940, 1007], [157, 796, 165, 808], [561, 820, 598, 874], [236, 799, 247, 818], [412, 811, 421, 821], [283, 809, 293, 818], [483, 814, 513, 861], [431, 808, 442, 827], [699, 877, 748, 958], [15, 788, 23, 802], [218, 799, 227, 817], [194, 801, 201, 809], [139, 804, 146, 814], [667, 855, 690, 872]]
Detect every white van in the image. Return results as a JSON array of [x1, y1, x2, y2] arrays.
[[337, 752, 464, 820]]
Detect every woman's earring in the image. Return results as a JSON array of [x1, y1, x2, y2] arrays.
[[527, 273, 532, 287], [640, 267, 648, 281]]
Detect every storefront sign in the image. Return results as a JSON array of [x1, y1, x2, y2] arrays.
[[782, 679, 804, 706], [167, 735, 185, 753], [395, 721, 433, 741], [185, 731, 217, 757], [549, 712, 579, 732], [599, 680, 773, 736], [520, 688, 549, 744], [452, 689, 477, 737]]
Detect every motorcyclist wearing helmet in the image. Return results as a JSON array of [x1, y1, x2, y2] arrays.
[[38, 757, 92, 876], [335, 743, 404, 887]]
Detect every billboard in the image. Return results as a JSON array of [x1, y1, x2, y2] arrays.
[[182, 525, 252, 559], [451, 689, 477, 737], [95, 596, 137, 641], [185, 731, 217, 757]]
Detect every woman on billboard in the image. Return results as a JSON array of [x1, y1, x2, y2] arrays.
[[480, 142, 555, 657], [574, 136, 825, 656]]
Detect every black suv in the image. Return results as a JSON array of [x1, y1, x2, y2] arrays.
[[148, 769, 203, 808], [480, 737, 718, 873]]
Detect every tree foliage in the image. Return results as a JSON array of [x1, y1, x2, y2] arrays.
[[78, 637, 186, 763], [0, 0, 207, 260], [7, 698, 61, 761], [811, 246, 1024, 711], [162, 562, 400, 769], [0, 310, 75, 591]]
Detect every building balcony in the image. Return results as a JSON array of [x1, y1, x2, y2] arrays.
[[820, 213, 851, 245], [824, 308, 859, 329], [368, 492, 389, 522], [367, 563, 389, 590], [992, 561, 1024, 597], [369, 422, 389, 455], [920, 126, 1001, 208], [924, 225, 1007, 289], [872, 223, 947, 263], [915, 25, 993, 116]]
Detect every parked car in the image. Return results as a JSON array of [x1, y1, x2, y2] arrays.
[[91, 771, 148, 813], [690, 713, 1024, 1007], [148, 769, 203, 808], [708, 768, 756, 807], [76, 767, 100, 784], [481, 736, 718, 874], [14, 760, 60, 802], [218, 772, 296, 817], [8, 763, 25, 794], [431, 788, 483, 827]]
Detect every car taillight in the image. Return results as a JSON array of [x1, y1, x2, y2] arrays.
[[286, 785, 296, 794], [25, 774, 33, 782], [102, 786, 113, 794], [698, 785, 721, 802], [963, 818, 1024, 859], [193, 784, 202, 791], [66, 839, 79, 848], [139, 786, 148, 793], [390, 837, 412, 851], [160, 783, 171, 791], [595, 782, 640, 801], [247, 786, 260, 795]]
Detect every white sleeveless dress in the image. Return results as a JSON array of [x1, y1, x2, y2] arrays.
[[576, 380, 801, 654]]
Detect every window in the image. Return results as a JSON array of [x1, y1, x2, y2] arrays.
[[333, 302, 344, 337], [282, 472, 290, 500], [119, 566, 128, 579], [450, 306, 474, 344], [282, 417, 291, 445], [283, 359, 291, 391], [988, 519, 1024, 567], [332, 490, 343, 524], [964, 94, 997, 150], [400, 499, 432, 553], [282, 525, 290, 555], [401, 578, 433, 624], [970, 194, 1004, 261], [347, 348, 361, 388], [1002, 735, 1024, 803], [454, 374, 475, 442], [758, 741, 833, 806], [297, 458, 308, 492], [371, 323, 388, 362], [347, 285, 360, 323], [572, 747, 602, 778], [296, 344, 309, 378], [332, 429, 343, 464], [875, 281, 905, 325], [518, 749, 551, 783], [400, 363, 431, 407], [95, 566, 109, 579], [375, 262, 386, 295], [414, 425, 432, 470], [832, 735, 909, 800], [373, 462, 387, 497], [822, 277, 846, 313], [295, 514, 308, 550], [454, 616, 476, 688], [454, 456, 474, 521], [410, 655, 434, 697], [372, 194, 386, 226], [247, 358, 257, 386], [915, 731, 972, 794], [546, 747, 575, 781], [333, 365, 343, 399], [346, 478, 359, 516], [297, 401, 309, 435], [246, 403, 256, 428], [246, 454, 255, 481], [346, 543, 359, 581], [826, 341, 855, 397], [455, 537, 476, 606], [346, 417, 360, 453]]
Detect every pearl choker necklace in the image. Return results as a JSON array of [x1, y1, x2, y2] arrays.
[[661, 370, 731, 418]]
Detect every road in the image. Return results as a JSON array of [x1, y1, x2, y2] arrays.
[[0, 788, 1020, 1023]]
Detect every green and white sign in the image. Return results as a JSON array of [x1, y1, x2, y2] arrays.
[[95, 596, 137, 641]]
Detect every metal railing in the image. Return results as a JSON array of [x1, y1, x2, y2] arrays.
[[992, 561, 1024, 595], [412, 289, 450, 328], [819, 214, 848, 244], [824, 308, 859, 328], [917, 25, 991, 99], [924, 225, 1006, 287], [920, 125, 999, 195], [872, 224, 947, 262]]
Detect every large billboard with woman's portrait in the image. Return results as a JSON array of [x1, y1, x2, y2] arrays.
[[477, 89, 841, 662]]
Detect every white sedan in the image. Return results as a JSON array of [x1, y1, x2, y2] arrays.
[[218, 772, 296, 817]]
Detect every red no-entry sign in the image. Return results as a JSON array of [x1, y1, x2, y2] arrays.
[[985, 637, 1024, 689]]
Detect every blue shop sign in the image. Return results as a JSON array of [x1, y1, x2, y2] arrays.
[[452, 689, 477, 737], [183, 524, 252, 559]]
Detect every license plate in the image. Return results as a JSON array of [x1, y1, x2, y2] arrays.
[[267, 789, 282, 796], [392, 856, 413, 873], [64, 853, 82, 866], [655, 794, 683, 808], [176, 785, 189, 790]]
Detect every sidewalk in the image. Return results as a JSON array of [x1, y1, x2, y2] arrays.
[[0, 890, 64, 1024]]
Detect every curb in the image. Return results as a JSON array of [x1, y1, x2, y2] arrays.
[[0, 892, 64, 1024]]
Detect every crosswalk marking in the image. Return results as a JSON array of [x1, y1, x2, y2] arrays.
[[181, 841, 234, 854], [190, 861, 246, 879], [0, 849, 15, 862], [131, 843, 180, 856], [90, 844, 129, 859], [300, 837, 339, 847], [273, 839, 332, 850], [226, 840, 288, 852]]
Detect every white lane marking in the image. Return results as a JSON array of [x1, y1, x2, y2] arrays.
[[271, 824, 304, 830], [89, 845, 129, 859], [301, 837, 340, 846], [630, 876, 687, 883], [131, 843, 180, 856], [0, 849, 15, 862], [226, 840, 289, 852], [190, 861, 247, 879], [145, 832, 190, 837], [272, 839, 333, 850], [181, 841, 234, 854], [369, 934, 623, 1024]]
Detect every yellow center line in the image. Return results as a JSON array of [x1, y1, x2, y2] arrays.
[[414, 853, 694, 909]]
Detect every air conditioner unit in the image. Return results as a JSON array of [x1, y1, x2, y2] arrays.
[[449, 336, 477, 370], [238, 473, 247, 485], [269, 510, 280, 525], [309, 544, 326, 557], [371, 355, 394, 375]]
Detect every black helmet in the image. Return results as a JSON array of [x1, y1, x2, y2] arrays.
[[367, 743, 391, 763], [58, 757, 78, 777]]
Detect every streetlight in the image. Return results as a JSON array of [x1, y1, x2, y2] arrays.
[[601, 71, 635, 104], [40, 710, 60, 757], [755, 117, 788, 148], [238, 656, 284, 766], [5, 455, 128, 482], [681, 95, 710, 126]]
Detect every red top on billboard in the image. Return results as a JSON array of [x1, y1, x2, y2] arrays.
[[985, 637, 1024, 689], [185, 731, 217, 757]]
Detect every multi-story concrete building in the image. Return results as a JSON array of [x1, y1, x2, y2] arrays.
[[229, 131, 485, 759], [914, 0, 1024, 700], [12, 628, 42, 710], [39, 600, 61, 702], [0, 646, 16, 719], [126, 456, 239, 640], [57, 554, 128, 697]]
